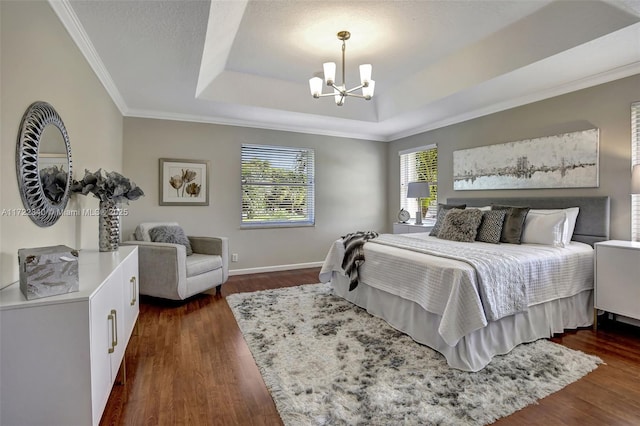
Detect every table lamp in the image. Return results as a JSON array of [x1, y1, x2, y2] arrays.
[[406, 182, 431, 225]]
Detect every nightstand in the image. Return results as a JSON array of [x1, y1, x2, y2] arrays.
[[393, 222, 434, 234], [594, 240, 640, 330]]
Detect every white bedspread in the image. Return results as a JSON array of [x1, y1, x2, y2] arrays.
[[319, 234, 594, 347]]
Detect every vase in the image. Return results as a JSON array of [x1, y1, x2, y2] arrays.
[[98, 199, 121, 252]]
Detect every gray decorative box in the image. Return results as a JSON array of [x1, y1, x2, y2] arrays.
[[18, 245, 79, 300]]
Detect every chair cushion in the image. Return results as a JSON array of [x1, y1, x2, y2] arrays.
[[186, 253, 222, 277], [135, 222, 179, 241], [149, 225, 193, 256]]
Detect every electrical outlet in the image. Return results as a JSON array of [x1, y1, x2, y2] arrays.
[[231, 253, 238, 262]]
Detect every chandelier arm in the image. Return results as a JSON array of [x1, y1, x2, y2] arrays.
[[344, 84, 364, 94], [330, 83, 346, 95], [345, 93, 368, 99]]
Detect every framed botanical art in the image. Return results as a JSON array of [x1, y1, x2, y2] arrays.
[[159, 158, 209, 206]]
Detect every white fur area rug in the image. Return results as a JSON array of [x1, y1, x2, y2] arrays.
[[227, 283, 601, 426]]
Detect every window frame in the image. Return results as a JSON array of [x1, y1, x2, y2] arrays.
[[399, 144, 438, 222], [241, 143, 315, 229]]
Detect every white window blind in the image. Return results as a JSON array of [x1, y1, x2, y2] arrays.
[[399, 145, 438, 220], [241, 144, 315, 227], [632, 101, 640, 241]]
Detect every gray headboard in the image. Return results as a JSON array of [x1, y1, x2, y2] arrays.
[[447, 196, 610, 246]]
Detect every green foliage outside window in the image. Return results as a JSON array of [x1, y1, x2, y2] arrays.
[[241, 146, 314, 225]]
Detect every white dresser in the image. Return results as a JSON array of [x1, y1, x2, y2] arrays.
[[0, 246, 139, 426], [594, 240, 640, 325]]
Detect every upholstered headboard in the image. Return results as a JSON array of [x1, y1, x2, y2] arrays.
[[446, 196, 610, 246]]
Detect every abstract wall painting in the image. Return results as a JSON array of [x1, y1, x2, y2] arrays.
[[453, 129, 599, 190]]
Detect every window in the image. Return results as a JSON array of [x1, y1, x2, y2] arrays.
[[632, 101, 640, 241], [399, 144, 438, 221], [241, 144, 315, 227]]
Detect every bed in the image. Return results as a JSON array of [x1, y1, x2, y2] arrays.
[[319, 196, 610, 371]]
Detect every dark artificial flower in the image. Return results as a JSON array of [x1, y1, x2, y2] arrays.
[[71, 168, 144, 204], [40, 165, 68, 203]]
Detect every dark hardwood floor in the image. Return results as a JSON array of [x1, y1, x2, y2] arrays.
[[101, 268, 640, 425]]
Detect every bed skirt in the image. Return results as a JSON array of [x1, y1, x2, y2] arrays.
[[329, 271, 593, 372]]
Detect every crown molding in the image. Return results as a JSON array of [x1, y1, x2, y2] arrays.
[[48, 0, 640, 143], [387, 62, 640, 142], [124, 108, 389, 142], [48, 0, 128, 115], [126, 58, 640, 142]]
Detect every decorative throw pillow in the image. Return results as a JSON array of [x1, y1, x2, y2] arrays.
[[148, 225, 193, 256], [429, 203, 467, 236], [135, 222, 179, 241], [476, 210, 507, 244], [437, 208, 483, 242], [528, 207, 580, 245], [491, 205, 530, 244], [521, 210, 567, 247]]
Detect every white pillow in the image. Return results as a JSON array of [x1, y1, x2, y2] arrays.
[[135, 222, 180, 241], [521, 210, 567, 247], [563, 207, 580, 244], [529, 207, 579, 245]]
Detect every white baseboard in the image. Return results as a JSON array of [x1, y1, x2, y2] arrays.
[[229, 261, 324, 276]]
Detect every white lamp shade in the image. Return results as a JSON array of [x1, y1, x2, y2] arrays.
[[359, 64, 372, 85], [362, 80, 375, 99], [309, 77, 323, 97], [632, 164, 640, 194], [323, 62, 336, 85], [406, 181, 431, 198]]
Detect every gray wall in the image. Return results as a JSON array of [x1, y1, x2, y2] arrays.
[[1, 1, 123, 286], [122, 118, 388, 272], [389, 74, 640, 241], [2, 1, 637, 283]]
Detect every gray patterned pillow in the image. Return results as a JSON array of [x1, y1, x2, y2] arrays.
[[429, 203, 467, 236], [476, 210, 507, 244], [149, 225, 193, 256], [491, 205, 530, 244], [437, 208, 483, 242]]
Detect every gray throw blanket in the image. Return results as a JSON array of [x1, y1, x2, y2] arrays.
[[341, 231, 379, 291]]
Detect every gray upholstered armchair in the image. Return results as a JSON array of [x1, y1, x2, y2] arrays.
[[122, 222, 229, 300]]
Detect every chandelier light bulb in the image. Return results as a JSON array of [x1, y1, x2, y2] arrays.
[[363, 80, 375, 100], [359, 64, 372, 86], [309, 77, 323, 98], [323, 62, 336, 86], [310, 31, 375, 106]]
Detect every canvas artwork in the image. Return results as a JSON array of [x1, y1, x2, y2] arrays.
[[159, 158, 209, 205], [453, 129, 599, 190]]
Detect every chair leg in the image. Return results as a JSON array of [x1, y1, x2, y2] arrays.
[[215, 284, 222, 296]]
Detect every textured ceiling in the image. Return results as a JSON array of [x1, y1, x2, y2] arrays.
[[55, 0, 640, 141]]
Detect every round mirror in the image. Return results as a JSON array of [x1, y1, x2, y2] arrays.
[[16, 102, 72, 227]]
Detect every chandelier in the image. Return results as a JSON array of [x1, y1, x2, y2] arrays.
[[308, 31, 375, 106]]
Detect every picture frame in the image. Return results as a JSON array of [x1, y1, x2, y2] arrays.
[[159, 158, 209, 206], [453, 129, 599, 190]]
